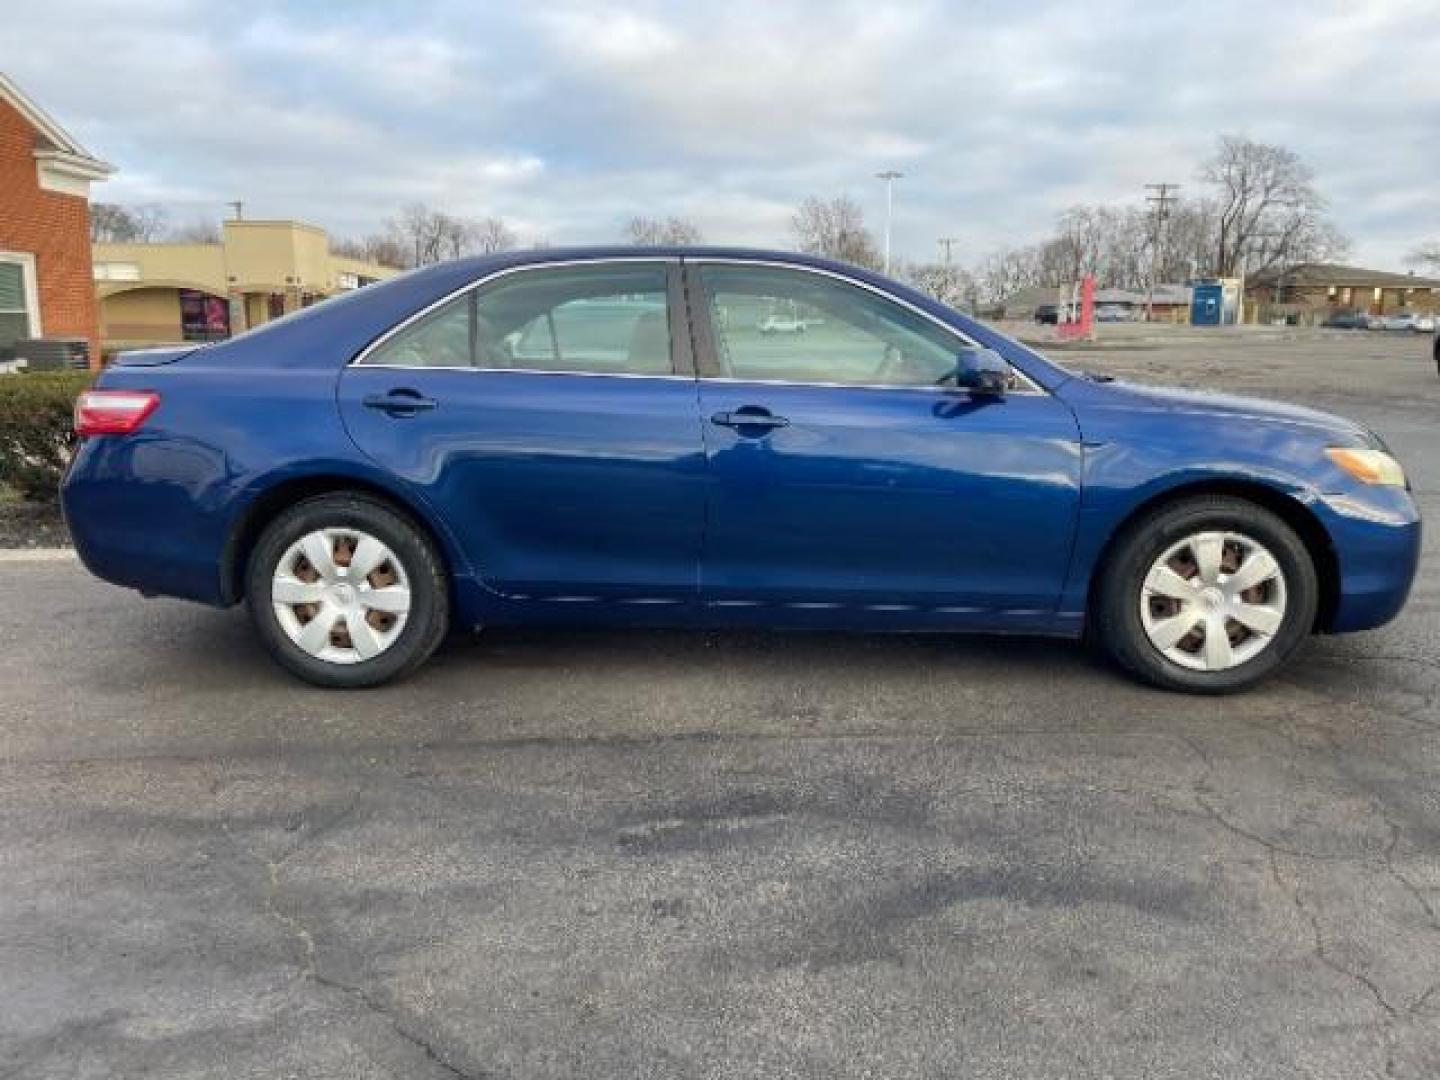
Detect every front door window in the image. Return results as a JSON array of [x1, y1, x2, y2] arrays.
[[697, 264, 964, 387]]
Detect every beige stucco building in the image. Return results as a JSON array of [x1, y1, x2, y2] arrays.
[[93, 219, 398, 354]]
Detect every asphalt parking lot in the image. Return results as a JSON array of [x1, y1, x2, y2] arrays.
[[2, 329, 1437, 1079]]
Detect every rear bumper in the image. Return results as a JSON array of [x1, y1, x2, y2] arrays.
[[1315, 489, 1422, 633], [61, 438, 231, 607]]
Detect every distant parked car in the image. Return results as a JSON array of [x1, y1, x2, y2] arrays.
[[62, 246, 1420, 693], [1034, 304, 1060, 325], [1410, 312, 1437, 333], [1374, 311, 1427, 331], [758, 302, 807, 334], [1095, 304, 1132, 323], [1321, 309, 1370, 330]]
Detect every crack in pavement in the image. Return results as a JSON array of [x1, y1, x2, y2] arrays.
[[1170, 730, 1438, 1076], [309, 971, 489, 1080], [225, 820, 489, 1080], [1269, 850, 1402, 1079], [1170, 732, 1337, 863], [1268, 849, 1399, 1017]]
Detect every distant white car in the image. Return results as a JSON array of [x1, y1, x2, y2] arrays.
[[758, 311, 807, 334], [1373, 311, 1433, 331], [1095, 304, 1134, 323]]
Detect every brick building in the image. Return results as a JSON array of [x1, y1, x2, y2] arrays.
[[1246, 263, 1440, 323], [0, 72, 111, 367]]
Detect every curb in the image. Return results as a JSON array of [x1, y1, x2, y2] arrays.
[[0, 548, 77, 563]]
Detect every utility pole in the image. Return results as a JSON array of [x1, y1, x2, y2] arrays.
[[1144, 183, 1179, 322], [227, 200, 244, 221], [876, 170, 903, 274], [937, 236, 959, 264]]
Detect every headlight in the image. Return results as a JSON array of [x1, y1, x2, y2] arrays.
[[1326, 447, 1407, 487]]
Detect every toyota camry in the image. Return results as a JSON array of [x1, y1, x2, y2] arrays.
[[61, 248, 1421, 692]]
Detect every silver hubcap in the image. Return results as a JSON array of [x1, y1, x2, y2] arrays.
[[272, 528, 411, 665], [1139, 530, 1287, 672]]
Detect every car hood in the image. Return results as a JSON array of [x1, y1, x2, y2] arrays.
[[1068, 377, 1376, 444]]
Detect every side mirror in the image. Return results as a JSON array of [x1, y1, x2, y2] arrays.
[[953, 347, 1010, 396]]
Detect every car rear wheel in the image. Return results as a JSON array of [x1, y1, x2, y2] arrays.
[[1094, 496, 1318, 693], [246, 493, 449, 688]]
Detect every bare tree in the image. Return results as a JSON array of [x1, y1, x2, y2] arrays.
[[331, 234, 408, 268], [169, 218, 222, 244], [623, 215, 703, 246], [329, 236, 369, 260], [1161, 199, 1220, 282], [790, 195, 882, 270], [1202, 135, 1347, 276], [1406, 242, 1440, 273], [388, 203, 451, 267], [976, 246, 1042, 303], [440, 215, 476, 261], [90, 203, 168, 243], [473, 216, 518, 254], [383, 204, 518, 266], [906, 260, 978, 311]]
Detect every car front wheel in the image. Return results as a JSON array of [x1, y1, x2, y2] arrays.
[[246, 493, 449, 688], [1094, 496, 1318, 693]]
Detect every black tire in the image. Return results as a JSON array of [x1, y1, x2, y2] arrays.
[[1093, 495, 1318, 694], [245, 493, 449, 688]]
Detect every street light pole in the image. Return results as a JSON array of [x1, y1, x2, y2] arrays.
[[876, 170, 903, 274]]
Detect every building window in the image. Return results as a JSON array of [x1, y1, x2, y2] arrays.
[[0, 252, 42, 361], [267, 293, 285, 320], [178, 290, 230, 342]]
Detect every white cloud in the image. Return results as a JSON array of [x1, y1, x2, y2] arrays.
[[4, 0, 1438, 267]]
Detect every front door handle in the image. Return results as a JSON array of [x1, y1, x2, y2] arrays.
[[363, 389, 437, 417], [710, 408, 790, 432]]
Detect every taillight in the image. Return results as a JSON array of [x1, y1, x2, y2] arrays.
[[74, 390, 160, 436]]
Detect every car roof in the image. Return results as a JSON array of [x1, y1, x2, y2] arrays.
[[405, 244, 885, 280]]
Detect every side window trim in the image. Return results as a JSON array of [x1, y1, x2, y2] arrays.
[[681, 260, 722, 381], [354, 258, 692, 379], [683, 258, 1043, 395]]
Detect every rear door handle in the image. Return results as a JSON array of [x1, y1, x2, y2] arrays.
[[710, 408, 790, 431], [363, 389, 437, 416]]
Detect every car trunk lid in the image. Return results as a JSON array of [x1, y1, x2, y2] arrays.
[[108, 345, 202, 368]]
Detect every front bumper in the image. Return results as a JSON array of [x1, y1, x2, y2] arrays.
[[1314, 488, 1422, 633]]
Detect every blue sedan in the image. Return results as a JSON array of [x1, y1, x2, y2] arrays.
[[62, 248, 1421, 692]]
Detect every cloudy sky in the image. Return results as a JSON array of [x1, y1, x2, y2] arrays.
[[7, 0, 1439, 268]]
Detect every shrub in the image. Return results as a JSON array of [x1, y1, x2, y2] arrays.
[[0, 371, 94, 501]]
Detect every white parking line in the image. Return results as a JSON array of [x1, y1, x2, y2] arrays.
[[0, 548, 78, 563]]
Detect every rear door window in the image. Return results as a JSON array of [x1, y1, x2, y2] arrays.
[[361, 262, 675, 375]]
